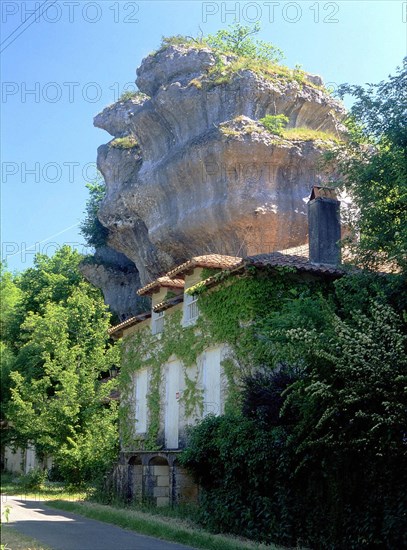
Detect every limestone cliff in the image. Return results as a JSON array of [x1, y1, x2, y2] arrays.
[[80, 246, 149, 320], [87, 44, 346, 316]]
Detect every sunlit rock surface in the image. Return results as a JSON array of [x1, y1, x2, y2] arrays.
[[89, 45, 345, 316]]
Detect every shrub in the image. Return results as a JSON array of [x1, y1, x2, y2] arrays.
[[47, 464, 65, 482], [241, 366, 299, 427], [20, 468, 47, 490], [180, 414, 277, 542], [259, 114, 289, 136], [206, 23, 284, 64], [80, 181, 109, 248], [181, 293, 407, 548], [109, 136, 138, 149], [118, 90, 148, 102]]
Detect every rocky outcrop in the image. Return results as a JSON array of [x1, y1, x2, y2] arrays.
[[79, 247, 149, 320], [90, 45, 346, 313]]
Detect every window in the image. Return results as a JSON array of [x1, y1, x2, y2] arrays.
[[183, 292, 199, 325], [152, 310, 165, 335]]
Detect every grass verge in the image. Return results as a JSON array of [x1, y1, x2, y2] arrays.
[[1, 524, 51, 550], [1, 472, 86, 501], [47, 500, 279, 550], [2, 474, 286, 550]]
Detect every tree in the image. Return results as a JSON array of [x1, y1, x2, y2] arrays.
[[206, 23, 284, 63], [0, 265, 21, 421], [3, 247, 120, 484], [80, 181, 109, 248], [333, 59, 407, 272], [0, 263, 22, 343]]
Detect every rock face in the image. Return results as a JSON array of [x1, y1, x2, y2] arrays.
[[79, 247, 149, 320], [90, 45, 345, 314]]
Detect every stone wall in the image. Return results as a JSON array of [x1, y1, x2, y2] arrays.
[[112, 451, 198, 507], [2, 445, 53, 475]]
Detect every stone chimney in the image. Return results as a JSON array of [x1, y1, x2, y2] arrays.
[[308, 186, 341, 265]]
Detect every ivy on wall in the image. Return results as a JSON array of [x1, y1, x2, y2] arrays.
[[119, 268, 333, 450], [120, 309, 210, 449]]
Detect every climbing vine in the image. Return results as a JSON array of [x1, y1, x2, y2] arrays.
[[120, 308, 211, 449], [119, 268, 332, 450]]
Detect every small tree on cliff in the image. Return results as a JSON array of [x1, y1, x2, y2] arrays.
[[80, 180, 109, 249], [161, 24, 284, 65], [206, 23, 284, 63]]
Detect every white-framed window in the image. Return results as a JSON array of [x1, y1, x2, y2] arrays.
[[183, 292, 199, 325], [152, 310, 165, 335]]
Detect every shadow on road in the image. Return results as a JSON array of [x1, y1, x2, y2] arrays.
[[4, 497, 195, 550]]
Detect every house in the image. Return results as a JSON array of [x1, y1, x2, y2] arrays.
[[2, 445, 53, 476], [108, 186, 344, 506]]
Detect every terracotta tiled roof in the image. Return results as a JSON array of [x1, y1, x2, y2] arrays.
[[153, 294, 184, 313], [166, 254, 243, 279], [245, 252, 345, 276], [137, 276, 184, 296], [278, 244, 309, 256], [108, 311, 151, 337], [277, 244, 398, 274]]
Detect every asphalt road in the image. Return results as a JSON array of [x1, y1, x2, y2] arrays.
[[2, 496, 196, 550]]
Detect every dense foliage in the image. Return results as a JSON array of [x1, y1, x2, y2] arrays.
[[80, 181, 109, 248], [181, 275, 407, 548], [332, 58, 407, 272], [259, 114, 289, 136], [205, 23, 284, 64], [1, 247, 119, 484]]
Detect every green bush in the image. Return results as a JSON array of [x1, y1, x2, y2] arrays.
[[259, 114, 289, 136], [181, 285, 407, 548], [109, 136, 138, 149], [241, 366, 299, 427], [180, 414, 281, 543], [118, 90, 148, 102], [20, 468, 47, 490], [206, 23, 284, 64], [80, 181, 109, 248]]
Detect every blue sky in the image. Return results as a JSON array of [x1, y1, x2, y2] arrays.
[[1, 0, 406, 271]]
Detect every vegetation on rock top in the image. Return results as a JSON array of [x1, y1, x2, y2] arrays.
[[109, 136, 139, 149], [219, 115, 341, 145], [158, 24, 327, 92], [118, 90, 149, 102]]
